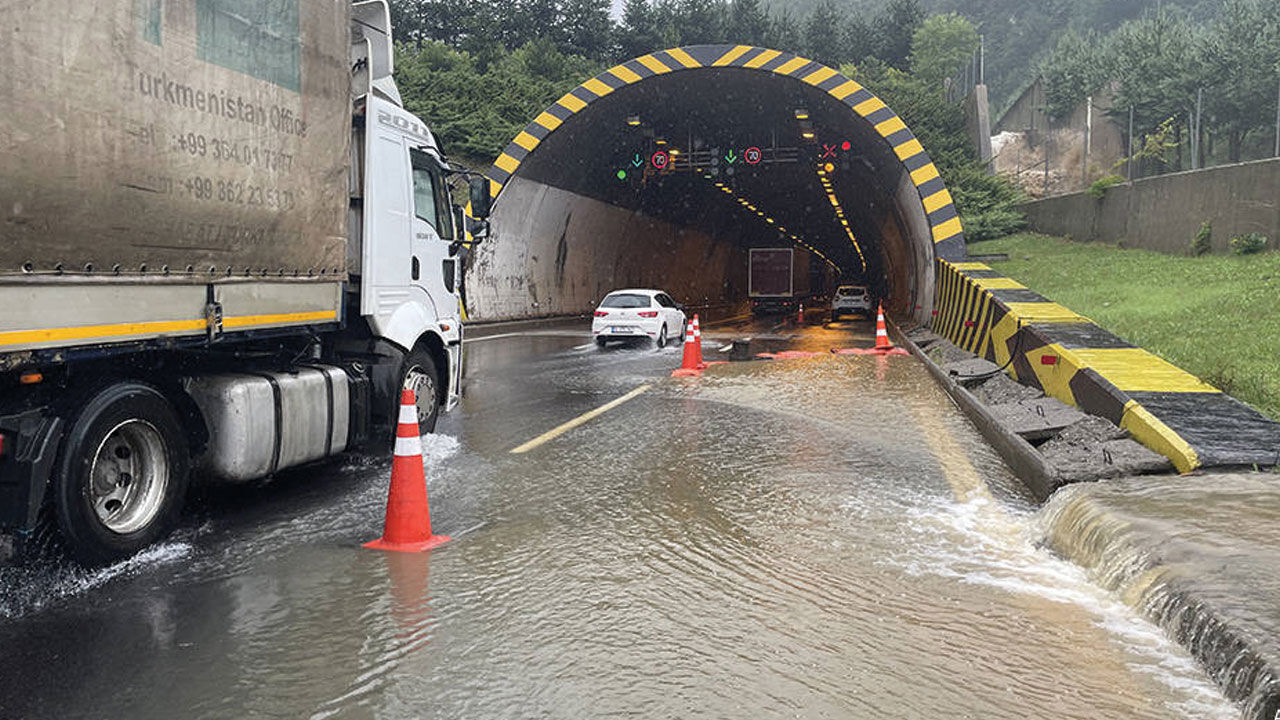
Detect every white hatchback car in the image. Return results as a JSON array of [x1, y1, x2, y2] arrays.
[[592, 289, 686, 348], [830, 285, 873, 321]]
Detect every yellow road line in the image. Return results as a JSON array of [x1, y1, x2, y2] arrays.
[[509, 384, 652, 454]]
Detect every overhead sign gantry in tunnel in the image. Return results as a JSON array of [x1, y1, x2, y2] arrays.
[[466, 45, 968, 323]]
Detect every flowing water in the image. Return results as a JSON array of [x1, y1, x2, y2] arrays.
[[0, 334, 1250, 718], [1042, 474, 1280, 719]]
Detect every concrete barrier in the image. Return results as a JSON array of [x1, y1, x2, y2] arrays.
[[931, 260, 1280, 472], [1022, 157, 1280, 254]]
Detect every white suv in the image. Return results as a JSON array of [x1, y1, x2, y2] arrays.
[[830, 285, 872, 321]]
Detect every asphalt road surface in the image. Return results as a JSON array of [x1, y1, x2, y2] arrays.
[[0, 315, 1235, 719]]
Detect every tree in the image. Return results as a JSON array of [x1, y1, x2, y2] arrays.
[[805, 0, 843, 66], [766, 6, 802, 52], [1106, 7, 1202, 167], [670, 0, 728, 46], [558, 0, 615, 59], [620, 0, 662, 58], [1041, 29, 1109, 120], [727, 0, 769, 46], [1197, 0, 1280, 162], [842, 16, 876, 66], [876, 0, 924, 70], [908, 13, 979, 89]]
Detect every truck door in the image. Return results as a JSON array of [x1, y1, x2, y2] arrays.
[[409, 149, 459, 322], [362, 96, 460, 347]]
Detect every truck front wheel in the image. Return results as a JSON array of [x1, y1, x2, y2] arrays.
[[398, 349, 441, 434], [53, 383, 190, 566]]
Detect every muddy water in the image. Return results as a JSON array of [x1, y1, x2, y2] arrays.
[[1042, 474, 1280, 719], [0, 336, 1239, 719]]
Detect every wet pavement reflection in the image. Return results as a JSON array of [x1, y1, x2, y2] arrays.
[[0, 317, 1236, 719]]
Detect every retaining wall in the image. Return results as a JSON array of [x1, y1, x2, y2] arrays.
[[1021, 158, 1280, 254]]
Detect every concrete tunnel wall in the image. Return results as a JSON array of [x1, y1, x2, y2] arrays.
[[465, 45, 968, 323], [467, 177, 746, 320]]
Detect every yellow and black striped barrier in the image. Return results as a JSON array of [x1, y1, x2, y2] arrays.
[[934, 259, 1280, 473]]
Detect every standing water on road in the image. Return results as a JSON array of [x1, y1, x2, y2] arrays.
[[0, 332, 1240, 718]]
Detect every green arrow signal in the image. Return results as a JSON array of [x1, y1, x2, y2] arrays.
[[725, 150, 738, 164]]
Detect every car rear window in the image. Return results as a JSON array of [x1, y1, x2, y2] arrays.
[[601, 293, 651, 308], [838, 287, 866, 296]]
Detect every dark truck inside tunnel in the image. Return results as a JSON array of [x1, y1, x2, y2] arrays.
[[466, 47, 966, 324]]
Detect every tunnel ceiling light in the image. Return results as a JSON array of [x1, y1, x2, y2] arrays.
[[691, 167, 841, 274], [655, 137, 667, 145], [627, 115, 642, 126], [801, 131, 815, 140], [669, 148, 680, 155], [795, 109, 809, 120], [813, 164, 867, 274]]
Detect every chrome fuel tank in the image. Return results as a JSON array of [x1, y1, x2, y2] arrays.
[[185, 366, 350, 482]]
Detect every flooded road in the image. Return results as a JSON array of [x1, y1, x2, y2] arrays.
[[0, 318, 1237, 719]]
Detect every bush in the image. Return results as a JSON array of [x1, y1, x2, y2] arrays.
[[1230, 232, 1269, 255], [1190, 221, 1212, 255], [1087, 174, 1126, 199]]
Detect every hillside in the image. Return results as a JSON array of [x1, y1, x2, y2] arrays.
[[764, 0, 1219, 108]]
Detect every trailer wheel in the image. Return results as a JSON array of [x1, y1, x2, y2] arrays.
[[53, 383, 190, 566], [399, 349, 441, 434]]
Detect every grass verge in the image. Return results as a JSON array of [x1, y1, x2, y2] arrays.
[[967, 233, 1280, 421]]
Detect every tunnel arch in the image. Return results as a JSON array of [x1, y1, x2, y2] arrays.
[[469, 45, 968, 323]]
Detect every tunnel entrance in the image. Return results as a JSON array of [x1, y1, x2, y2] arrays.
[[466, 45, 967, 323]]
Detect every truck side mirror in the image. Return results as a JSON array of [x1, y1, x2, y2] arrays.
[[466, 217, 490, 242], [469, 177, 491, 219]]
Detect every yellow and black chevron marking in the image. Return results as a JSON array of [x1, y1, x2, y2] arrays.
[[934, 259, 1280, 473], [484, 44, 967, 260]]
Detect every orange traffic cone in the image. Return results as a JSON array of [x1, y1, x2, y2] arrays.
[[364, 389, 450, 552], [831, 302, 909, 356], [672, 317, 703, 377], [873, 302, 893, 351]]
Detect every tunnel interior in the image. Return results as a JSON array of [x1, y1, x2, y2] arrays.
[[467, 49, 963, 323]]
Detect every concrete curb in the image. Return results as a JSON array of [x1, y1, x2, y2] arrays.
[[891, 320, 1061, 500]]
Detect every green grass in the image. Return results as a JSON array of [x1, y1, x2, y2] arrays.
[[967, 233, 1280, 421]]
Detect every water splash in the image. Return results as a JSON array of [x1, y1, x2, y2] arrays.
[[1041, 479, 1280, 719]]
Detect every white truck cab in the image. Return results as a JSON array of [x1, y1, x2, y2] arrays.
[[0, 0, 490, 564]]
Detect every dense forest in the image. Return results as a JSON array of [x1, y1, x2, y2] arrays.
[[763, 0, 1223, 108], [1042, 1, 1280, 167], [390, 0, 1026, 240]]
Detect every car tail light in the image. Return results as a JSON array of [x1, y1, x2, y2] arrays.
[[594, 311, 609, 317], [0, 433, 7, 459], [638, 311, 658, 318]]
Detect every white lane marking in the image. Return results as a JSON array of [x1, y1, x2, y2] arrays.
[[509, 384, 652, 454], [467, 331, 588, 343]]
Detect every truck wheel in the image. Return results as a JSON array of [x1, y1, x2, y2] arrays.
[[53, 383, 190, 566], [399, 349, 441, 434]]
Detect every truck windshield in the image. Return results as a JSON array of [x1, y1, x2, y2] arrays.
[[601, 294, 651, 308]]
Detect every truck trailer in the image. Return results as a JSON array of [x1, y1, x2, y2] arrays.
[[0, 1, 489, 563], [748, 247, 819, 316]]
